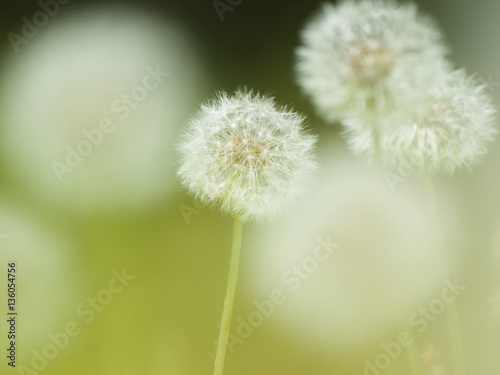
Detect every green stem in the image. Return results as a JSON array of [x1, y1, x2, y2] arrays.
[[406, 330, 424, 375], [398, 295, 424, 375], [446, 302, 467, 375], [372, 124, 382, 162], [365, 105, 382, 166], [213, 216, 243, 375], [422, 172, 467, 375]]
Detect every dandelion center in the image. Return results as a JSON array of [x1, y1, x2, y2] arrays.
[[230, 136, 267, 161], [349, 44, 393, 84], [217, 131, 274, 187]]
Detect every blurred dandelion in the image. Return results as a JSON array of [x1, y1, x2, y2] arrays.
[[295, 2, 493, 374], [247, 154, 447, 349], [345, 68, 497, 174], [0, 6, 207, 215], [295, 0, 447, 123]]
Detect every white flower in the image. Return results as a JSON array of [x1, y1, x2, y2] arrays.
[[295, 0, 447, 122], [346, 69, 497, 174], [246, 154, 458, 348], [177, 89, 318, 222], [0, 6, 207, 214]]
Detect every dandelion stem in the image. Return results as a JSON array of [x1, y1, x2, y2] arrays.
[[399, 298, 424, 375], [372, 125, 382, 162], [406, 331, 424, 375], [422, 172, 467, 375], [446, 299, 467, 375], [365, 104, 382, 164], [213, 215, 243, 375], [399, 309, 424, 375]]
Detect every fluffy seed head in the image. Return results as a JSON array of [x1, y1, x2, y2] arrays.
[[345, 69, 497, 174], [247, 157, 449, 348], [0, 7, 206, 214], [177, 90, 318, 222], [295, 0, 447, 122]]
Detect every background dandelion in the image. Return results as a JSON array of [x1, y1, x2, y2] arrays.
[[295, 0, 447, 123], [245, 153, 454, 349], [345, 68, 497, 174], [0, 6, 208, 215]]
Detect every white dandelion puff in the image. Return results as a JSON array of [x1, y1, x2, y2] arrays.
[[295, 0, 447, 122], [177, 89, 318, 222], [346, 69, 497, 174], [246, 155, 453, 348], [0, 7, 207, 214]]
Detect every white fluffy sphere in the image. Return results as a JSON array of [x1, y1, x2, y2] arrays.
[[296, 0, 447, 123], [0, 6, 207, 214], [177, 90, 318, 222], [245, 155, 449, 349], [346, 69, 497, 174]]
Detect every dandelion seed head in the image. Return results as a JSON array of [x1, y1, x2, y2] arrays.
[[346, 69, 497, 174], [295, 0, 447, 122], [177, 89, 318, 222], [0, 7, 207, 214], [247, 157, 449, 348]]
